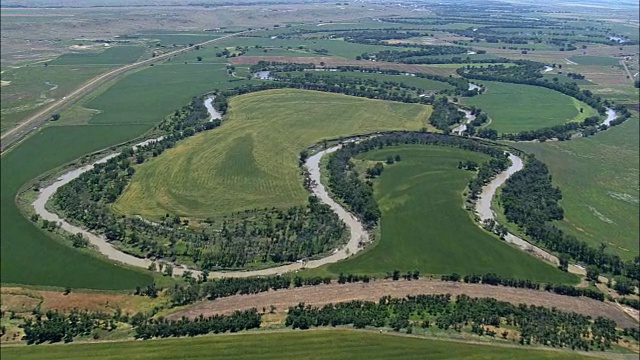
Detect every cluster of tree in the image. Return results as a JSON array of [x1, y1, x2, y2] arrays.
[[359, 45, 468, 62], [441, 272, 540, 290], [52, 97, 346, 271], [134, 309, 261, 339], [429, 97, 465, 131], [623, 327, 640, 341], [384, 269, 420, 281], [249, 61, 315, 73], [543, 283, 605, 302], [566, 72, 585, 80], [337, 273, 372, 284], [500, 158, 639, 284], [285, 294, 621, 350], [326, 132, 508, 228], [457, 62, 608, 114], [334, 30, 423, 46], [22, 309, 119, 344]]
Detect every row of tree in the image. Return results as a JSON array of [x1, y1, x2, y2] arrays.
[[285, 294, 622, 351]]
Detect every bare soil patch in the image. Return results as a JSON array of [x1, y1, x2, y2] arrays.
[[231, 56, 459, 76], [167, 279, 638, 328]]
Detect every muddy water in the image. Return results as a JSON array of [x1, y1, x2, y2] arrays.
[[204, 96, 222, 121], [452, 109, 475, 135]]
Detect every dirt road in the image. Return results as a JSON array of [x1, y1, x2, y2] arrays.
[[0, 30, 250, 152], [166, 279, 637, 328]]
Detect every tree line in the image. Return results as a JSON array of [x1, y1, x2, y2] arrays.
[[429, 97, 465, 131], [499, 157, 639, 285], [285, 293, 622, 351]]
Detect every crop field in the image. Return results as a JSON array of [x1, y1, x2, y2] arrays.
[[319, 146, 576, 283], [462, 81, 597, 133], [279, 71, 455, 91], [142, 33, 221, 46], [514, 115, 640, 260], [48, 46, 146, 65], [568, 56, 622, 67], [0, 124, 153, 289], [0, 64, 112, 133], [0, 329, 595, 360], [114, 89, 431, 218]]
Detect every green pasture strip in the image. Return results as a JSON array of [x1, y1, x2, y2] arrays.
[[0, 329, 593, 360], [278, 71, 455, 91], [49, 46, 146, 65], [319, 145, 576, 283], [114, 89, 431, 218], [514, 116, 640, 260], [568, 56, 621, 67], [0, 125, 153, 289], [462, 81, 595, 133]]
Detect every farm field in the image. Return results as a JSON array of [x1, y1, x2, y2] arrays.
[[48, 46, 146, 66], [114, 89, 431, 218], [279, 71, 455, 91], [0, 124, 153, 289], [0, 329, 596, 360], [319, 146, 576, 283], [461, 81, 597, 133], [514, 115, 640, 260], [0, 65, 112, 133]]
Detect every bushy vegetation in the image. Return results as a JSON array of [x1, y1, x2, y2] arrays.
[[286, 294, 621, 351], [500, 158, 639, 283], [428, 97, 465, 131]]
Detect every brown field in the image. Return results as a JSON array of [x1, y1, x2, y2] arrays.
[[230, 56, 460, 76], [0, 287, 160, 315], [166, 279, 638, 328]]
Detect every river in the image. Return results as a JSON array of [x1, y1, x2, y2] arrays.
[[204, 96, 222, 121], [451, 109, 475, 135]]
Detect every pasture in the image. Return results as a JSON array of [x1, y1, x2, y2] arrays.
[[114, 89, 431, 218], [461, 81, 597, 133], [568, 56, 621, 67], [320, 146, 576, 283], [0, 329, 594, 360], [515, 115, 640, 260], [48, 46, 146, 65]]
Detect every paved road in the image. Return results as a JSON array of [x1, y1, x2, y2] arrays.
[[0, 30, 249, 153]]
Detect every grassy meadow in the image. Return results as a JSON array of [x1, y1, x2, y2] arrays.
[[514, 115, 640, 260], [319, 146, 576, 283], [568, 55, 621, 67], [462, 81, 597, 133], [0, 329, 594, 360], [114, 89, 431, 218]]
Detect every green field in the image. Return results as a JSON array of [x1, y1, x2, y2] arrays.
[[0, 125, 153, 289], [49, 46, 146, 65], [0, 330, 594, 360], [462, 81, 597, 133], [0, 65, 112, 133], [514, 115, 640, 260], [280, 71, 455, 91], [144, 33, 221, 46], [568, 56, 621, 67], [1, 62, 258, 288], [114, 89, 431, 218], [319, 146, 576, 283]]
